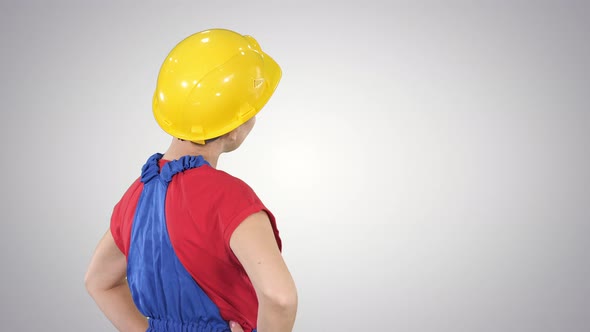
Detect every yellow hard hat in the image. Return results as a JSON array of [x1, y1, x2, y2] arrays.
[[152, 29, 282, 144]]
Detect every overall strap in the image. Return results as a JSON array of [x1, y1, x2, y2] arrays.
[[127, 153, 232, 332]]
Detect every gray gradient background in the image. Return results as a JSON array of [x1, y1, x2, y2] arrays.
[[1, 0, 589, 331]]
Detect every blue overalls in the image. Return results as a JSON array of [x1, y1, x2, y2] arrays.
[[126, 153, 251, 332]]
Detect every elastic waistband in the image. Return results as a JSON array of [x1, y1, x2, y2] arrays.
[[147, 318, 230, 332]]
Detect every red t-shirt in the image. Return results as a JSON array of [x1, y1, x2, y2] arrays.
[[110, 159, 281, 330]]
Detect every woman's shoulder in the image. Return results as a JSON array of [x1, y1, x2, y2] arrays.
[[173, 167, 263, 215], [187, 166, 257, 194]]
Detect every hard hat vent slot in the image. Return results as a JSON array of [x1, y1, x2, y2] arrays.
[[253, 78, 265, 88]]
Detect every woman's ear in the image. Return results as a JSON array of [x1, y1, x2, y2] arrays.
[[226, 128, 239, 142]]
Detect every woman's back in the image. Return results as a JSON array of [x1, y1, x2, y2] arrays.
[[111, 154, 281, 331]]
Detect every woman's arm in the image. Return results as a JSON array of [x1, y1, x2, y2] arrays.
[[85, 229, 148, 332], [230, 211, 298, 332]]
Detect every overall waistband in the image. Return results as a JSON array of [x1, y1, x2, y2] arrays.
[[147, 318, 230, 332]]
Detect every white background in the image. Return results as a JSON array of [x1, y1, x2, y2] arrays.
[[1, 1, 589, 331]]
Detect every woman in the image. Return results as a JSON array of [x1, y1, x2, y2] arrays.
[[85, 29, 298, 332]]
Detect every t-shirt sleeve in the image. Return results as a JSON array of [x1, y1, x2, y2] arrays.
[[220, 177, 282, 263], [109, 178, 142, 256], [110, 200, 125, 253]]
